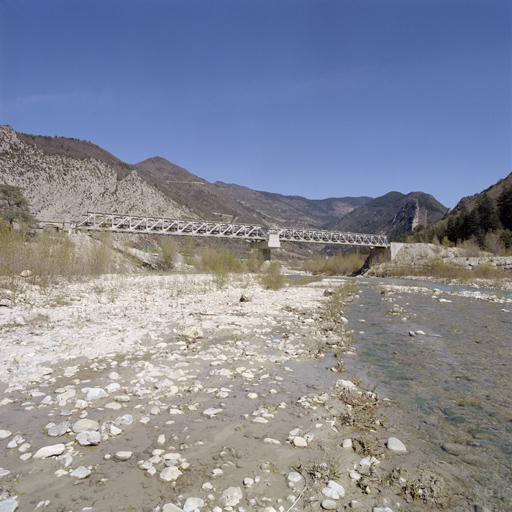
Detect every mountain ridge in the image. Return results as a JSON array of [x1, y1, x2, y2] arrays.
[[1, 125, 455, 240]]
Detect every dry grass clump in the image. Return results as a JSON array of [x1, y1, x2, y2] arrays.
[[386, 257, 509, 280], [0, 223, 120, 292], [303, 250, 366, 276]]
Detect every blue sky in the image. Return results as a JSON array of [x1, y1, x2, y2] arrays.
[[1, 0, 510, 208]]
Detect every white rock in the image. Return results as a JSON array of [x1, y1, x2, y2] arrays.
[[72, 419, 99, 433], [183, 497, 204, 512], [247, 393, 258, 400], [327, 481, 345, 498], [70, 466, 91, 479], [77, 431, 101, 446], [84, 387, 108, 401], [342, 438, 353, 449], [0, 430, 12, 440], [105, 402, 122, 410], [321, 499, 337, 510], [243, 477, 254, 487], [202, 408, 222, 418], [106, 383, 121, 394], [253, 417, 268, 424], [292, 436, 308, 447], [160, 466, 182, 482], [0, 498, 18, 512], [287, 472, 302, 483], [47, 422, 69, 437], [182, 326, 203, 339], [115, 414, 134, 426], [373, 508, 395, 512], [322, 487, 339, 500], [109, 371, 120, 380], [220, 487, 243, 507], [109, 425, 122, 436], [157, 434, 166, 446], [386, 437, 407, 453], [75, 399, 88, 409], [162, 505, 184, 512], [115, 451, 132, 461], [349, 470, 362, 480], [33, 443, 65, 459]]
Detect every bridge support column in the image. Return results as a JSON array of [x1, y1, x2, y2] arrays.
[[250, 234, 281, 261]]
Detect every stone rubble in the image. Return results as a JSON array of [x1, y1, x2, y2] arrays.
[[0, 273, 485, 511]]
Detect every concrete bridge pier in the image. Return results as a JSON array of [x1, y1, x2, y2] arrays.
[[368, 242, 404, 265], [250, 233, 281, 261]]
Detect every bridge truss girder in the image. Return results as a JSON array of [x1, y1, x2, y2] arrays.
[[274, 228, 389, 247], [76, 212, 389, 248], [76, 212, 267, 240]]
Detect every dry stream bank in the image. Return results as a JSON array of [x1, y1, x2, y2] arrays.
[[0, 273, 509, 512]]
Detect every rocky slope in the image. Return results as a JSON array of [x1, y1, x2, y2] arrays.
[[0, 126, 194, 222], [328, 191, 449, 239]]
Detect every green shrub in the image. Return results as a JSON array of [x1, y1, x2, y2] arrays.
[[261, 261, 285, 290], [159, 236, 178, 270]]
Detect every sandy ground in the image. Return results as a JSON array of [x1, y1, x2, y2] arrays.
[[0, 273, 483, 512]]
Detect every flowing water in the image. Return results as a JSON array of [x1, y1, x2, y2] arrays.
[[344, 281, 512, 511]]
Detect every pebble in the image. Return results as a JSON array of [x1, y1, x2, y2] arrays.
[[163, 505, 183, 512], [70, 466, 91, 479], [160, 466, 182, 482], [321, 499, 337, 510], [0, 430, 12, 440], [183, 497, 204, 512], [220, 487, 243, 507], [77, 431, 101, 446], [342, 438, 353, 449], [33, 443, 66, 459], [47, 422, 69, 437], [386, 437, 407, 453], [0, 499, 19, 512], [202, 408, 222, 418], [292, 436, 307, 447], [114, 451, 132, 461], [327, 481, 345, 498], [72, 419, 99, 433], [84, 387, 108, 400], [287, 472, 302, 483]]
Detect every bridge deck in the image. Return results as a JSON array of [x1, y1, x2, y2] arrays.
[[76, 212, 389, 247]]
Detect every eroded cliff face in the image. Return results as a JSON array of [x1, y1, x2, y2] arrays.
[[0, 125, 194, 222]]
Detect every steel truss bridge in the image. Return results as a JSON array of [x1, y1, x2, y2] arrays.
[[76, 212, 389, 248]]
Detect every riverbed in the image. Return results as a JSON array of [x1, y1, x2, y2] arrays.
[[344, 279, 512, 511]]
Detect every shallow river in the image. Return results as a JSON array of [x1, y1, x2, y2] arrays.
[[343, 280, 512, 511]]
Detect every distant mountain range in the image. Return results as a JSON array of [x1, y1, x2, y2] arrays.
[[0, 125, 453, 239]]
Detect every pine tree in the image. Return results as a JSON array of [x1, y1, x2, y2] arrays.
[[0, 184, 37, 227], [476, 193, 501, 233], [497, 184, 512, 230]]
